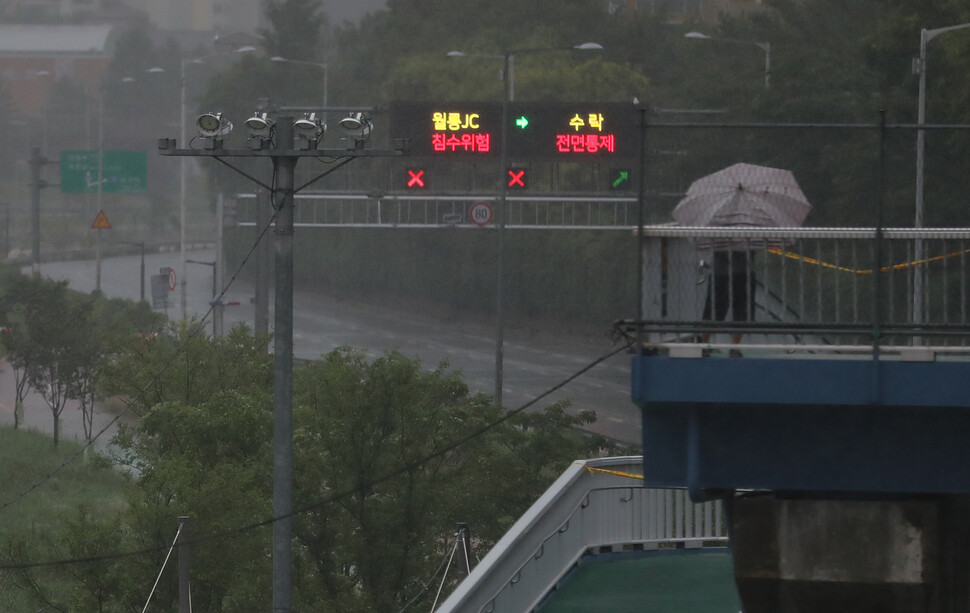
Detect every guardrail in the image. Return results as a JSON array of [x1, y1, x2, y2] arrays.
[[434, 456, 727, 613], [618, 226, 970, 352], [234, 192, 640, 230]]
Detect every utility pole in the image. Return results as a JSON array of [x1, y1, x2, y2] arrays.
[[159, 106, 403, 612], [29, 147, 48, 277], [177, 516, 191, 613], [215, 193, 225, 337], [255, 185, 271, 341]]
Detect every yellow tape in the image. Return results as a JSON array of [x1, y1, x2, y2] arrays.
[[575, 463, 643, 480], [768, 247, 970, 275]]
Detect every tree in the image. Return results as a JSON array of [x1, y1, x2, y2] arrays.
[[20, 329, 617, 611], [13, 278, 94, 447], [0, 273, 160, 444]]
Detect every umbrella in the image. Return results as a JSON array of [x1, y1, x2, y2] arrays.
[[672, 162, 811, 229]]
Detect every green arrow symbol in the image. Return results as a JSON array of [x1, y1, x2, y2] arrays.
[[612, 171, 629, 188], [515, 116, 529, 129]]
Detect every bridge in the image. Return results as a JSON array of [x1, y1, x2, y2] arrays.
[[618, 225, 970, 613], [233, 190, 970, 610]]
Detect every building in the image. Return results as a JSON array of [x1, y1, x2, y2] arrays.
[[0, 23, 116, 118]]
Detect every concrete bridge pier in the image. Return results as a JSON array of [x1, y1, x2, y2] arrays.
[[730, 494, 970, 613]]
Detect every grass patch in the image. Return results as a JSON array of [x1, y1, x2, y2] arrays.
[[0, 426, 129, 610]]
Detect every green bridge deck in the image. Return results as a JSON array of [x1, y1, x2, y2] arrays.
[[539, 549, 740, 613]]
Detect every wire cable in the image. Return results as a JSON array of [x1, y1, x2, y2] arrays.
[[0, 205, 281, 514], [140, 524, 182, 613], [0, 340, 632, 571], [430, 538, 460, 612], [395, 529, 464, 613]]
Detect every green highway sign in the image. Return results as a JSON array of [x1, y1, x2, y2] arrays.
[[61, 150, 147, 194]]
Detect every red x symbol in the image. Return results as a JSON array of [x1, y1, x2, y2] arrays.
[[407, 169, 426, 188], [507, 168, 526, 188]]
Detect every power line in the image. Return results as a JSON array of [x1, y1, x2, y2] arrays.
[[0, 340, 632, 571]]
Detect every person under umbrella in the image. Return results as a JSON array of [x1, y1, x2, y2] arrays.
[[672, 163, 812, 355]]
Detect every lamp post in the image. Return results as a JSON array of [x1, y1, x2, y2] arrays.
[[685, 31, 771, 88], [179, 47, 254, 321], [270, 56, 328, 122], [912, 23, 970, 327], [446, 50, 515, 100], [448, 42, 603, 408]]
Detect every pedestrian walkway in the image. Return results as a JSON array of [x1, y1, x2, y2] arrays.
[[0, 358, 125, 449], [539, 550, 740, 613]]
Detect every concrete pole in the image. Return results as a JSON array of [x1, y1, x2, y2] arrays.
[[180, 60, 189, 322], [96, 97, 104, 292], [272, 118, 296, 613], [914, 28, 928, 328], [214, 193, 225, 337], [494, 53, 510, 408], [139, 242, 145, 302], [30, 147, 41, 277], [255, 186, 271, 340], [177, 516, 191, 613]]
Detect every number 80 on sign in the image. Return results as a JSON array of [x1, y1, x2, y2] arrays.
[[470, 202, 493, 226]]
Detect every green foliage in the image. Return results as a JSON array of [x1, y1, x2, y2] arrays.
[[6, 327, 612, 611], [0, 428, 130, 613], [0, 271, 163, 442]]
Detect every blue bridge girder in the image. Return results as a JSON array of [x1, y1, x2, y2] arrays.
[[629, 226, 970, 500]]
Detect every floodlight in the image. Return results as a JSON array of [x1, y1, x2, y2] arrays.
[[293, 112, 324, 150], [245, 112, 273, 136], [339, 112, 366, 132], [245, 112, 275, 149], [197, 112, 232, 138], [339, 112, 372, 149]]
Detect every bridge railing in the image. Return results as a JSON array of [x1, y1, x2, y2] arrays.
[[626, 226, 970, 353], [234, 192, 639, 230], [434, 457, 727, 613]]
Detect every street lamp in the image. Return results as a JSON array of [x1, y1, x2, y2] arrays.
[[685, 31, 771, 88], [448, 42, 603, 408], [270, 56, 328, 123], [912, 22, 970, 327], [179, 46, 255, 321]]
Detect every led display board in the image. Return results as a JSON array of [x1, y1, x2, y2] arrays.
[[392, 102, 501, 157], [390, 102, 638, 159]]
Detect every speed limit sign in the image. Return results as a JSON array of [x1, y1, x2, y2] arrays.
[[167, 268, 176, 291], [470, 202, 493, 226]]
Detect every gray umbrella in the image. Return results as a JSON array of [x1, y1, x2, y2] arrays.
[[673, 162, 811, 228]]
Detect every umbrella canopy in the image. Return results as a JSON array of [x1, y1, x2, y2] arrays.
[[672, 162, 811, 228]]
